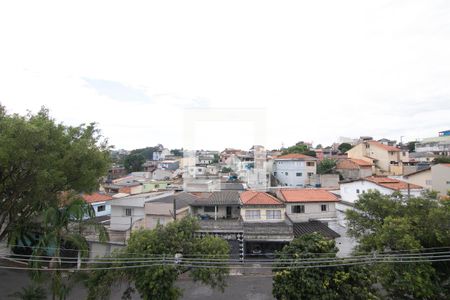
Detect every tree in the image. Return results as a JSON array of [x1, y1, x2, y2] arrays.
[[346, 191, 450, 299], [317, 158, 337, 174], [338, 143, 352, 153], [407, 141, 418, 153], [86, 217, 229, 300], [170, 148, 183, 157], [315, 144, 323, 149], [123, 153, 145, 173], [282, 143, 316, 157], [272, 233, 378, 300], [221, 167, 233, 173], [9, 284, 47, 300], [433, 156, 450, 164], [0, 106, 110, 242]]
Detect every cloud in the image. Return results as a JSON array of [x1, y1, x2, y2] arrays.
[[83, 78, 151, 103]]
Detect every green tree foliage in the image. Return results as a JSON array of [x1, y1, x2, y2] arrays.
[[338, 143, 352, 153], [317, 158, 337, 174], [86, 218, 230, 300], [407, 141, 418, 153], [123, 153, 145, 173], [282, 142, 316, 157], [346, 191, 450, 299], [170, 149, 183, 157], [272, 233, 378, 300], [0, 106, 110, 241], [433, 156, 450, 164], [221, 167, 233, 173], [9, 284, 47, 300]]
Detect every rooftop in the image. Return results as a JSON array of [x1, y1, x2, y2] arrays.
[[367, 140, 400, 152], [274, 153, 317, 161], [240, 191, 283, 206], [336, 158, 373, 170], [191, 190, 241, 206], [82, 193, 113, 204], [365, 176, 423, 190], [293, 221, 340, 239], [279, 189, 339, 203]]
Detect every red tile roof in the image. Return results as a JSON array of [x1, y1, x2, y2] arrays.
[[274, 154, 317, 160], [367, 141, 400, 152], [337, 159, 373, 170], [82, 193, 113, 204], [240, 191, 283, 205], [279, 189, 339, 203], [365, 176, 422, 191]]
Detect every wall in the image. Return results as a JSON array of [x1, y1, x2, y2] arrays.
[[403, 169, 432, 190], [273, 160, 317, 187], [431, 164, 450, 196], [340, 180, 423, 203], [240, 206, 286, 222], [285, 202, 337, 222], [193, 205, 240, 219], [109, 205, 145, 231], [91, 202, 111, 217]]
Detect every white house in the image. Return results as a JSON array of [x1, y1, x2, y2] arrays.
[[273, 154, 317, 187], [82, 193, 113, 218], [339, 176, 423, 204], [108, 191, 174, 242]]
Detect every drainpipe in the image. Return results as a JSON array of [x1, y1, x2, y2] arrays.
[[215, 206, 217, 220]]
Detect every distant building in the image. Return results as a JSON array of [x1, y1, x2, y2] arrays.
[[273, 154, 317, 187], [336, 158, 373, 180], [82, 193, 113, 218], [416, 131, 450, 156]]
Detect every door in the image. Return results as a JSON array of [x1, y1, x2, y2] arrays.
[[226, 206, 232, 219]]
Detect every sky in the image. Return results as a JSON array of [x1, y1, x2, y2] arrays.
[[0, 0, 449, 151]]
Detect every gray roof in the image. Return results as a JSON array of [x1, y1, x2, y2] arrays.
[[150, 192, 198, 210], [220, 183, 245, 190], [293, 221, 340, 239], [191, 191, 240, 206]]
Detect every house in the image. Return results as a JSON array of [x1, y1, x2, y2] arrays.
[[336, 158, 373, 180], [82, 193, 113, 218], [346, 140, 410, 175], [403, 167, 432, 191], [339, 176, 423, 204], [416, 131, 450, 156], [151, 169, 174, 180], [240, 191, 285, 222], [108, 191, 174, 242], [144, 192, 197, 229], [273, 154, 317, 187], [430, 164, 450, 196], [157, 160, 179, 171], [276, 189, 339, 222], [152, 145, 170, 161]]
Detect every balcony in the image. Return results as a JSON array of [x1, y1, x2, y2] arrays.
[[198, 218, 243, 232]]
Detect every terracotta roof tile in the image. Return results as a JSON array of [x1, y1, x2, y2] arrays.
[[274, 154, 317, 160], [279, 189, 339, 203], [367, 141, 400, 152], [240, 191, 283, 205], [337, 159, 373, 170], [82, 193, 113, 204], [365, 176, 423, 190]]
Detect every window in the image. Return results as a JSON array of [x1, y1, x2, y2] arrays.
[[296, 172, 302, 177], [267, 210, 282, 219], [285, 172, 289, 176], [124, 208, 132, 216], [425, 180, 432, 185], [307, 172, 313, 177], [307, 162, 315, 167], [321, 204, 327, 212], [356, 189, 360, 194], [245, 210, 261, 220], [97, 205, 106, 212], [273, 172, 277, 176], [291, 205, 305, 214], [204, 206, 215, 213]]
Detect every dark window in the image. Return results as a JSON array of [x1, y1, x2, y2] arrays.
[[292, 205, 305, 213], [321, 204, 327, 212], [273, 172, 277, 176], [285, 172, 288, 175], [97, 205, 106, 212], [124, 208, 132, 216], [307, 162, 315, 166], [296, 172, 302, 177], [204, 206, 215, 213], [307, 172, 313, 177], [356, 189, 360, 194]]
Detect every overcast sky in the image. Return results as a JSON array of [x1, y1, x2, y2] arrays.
[[0, 0, 449, 151]]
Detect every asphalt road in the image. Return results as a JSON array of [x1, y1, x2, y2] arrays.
[[0, 268, 275, 300]]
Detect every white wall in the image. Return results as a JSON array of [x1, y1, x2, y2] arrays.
[[340, 181, 423, 204], [110, 205, 145, 231], [91, 202, 111, 217], [273, 160, 316, 187], [286, 202, 336, 222]]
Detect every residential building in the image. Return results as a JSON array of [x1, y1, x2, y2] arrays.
[[346, 140, 410, 175], [276, 189, 339, 222], [240, 191, 285, 222], [144, 192, 197, 229], [273, 154, 318, 187], [415, 131, 450, 156], [336, 158, 373, 180], [82, 193, 113, 218], [430, 164, 450, 196], [152, 144, 170, 161], [339, 176, 423, 204], [403, 168, 432, 191], [151, 169, 174, 180], [108, 191, 174, 242], [157, 160, 179, 171]]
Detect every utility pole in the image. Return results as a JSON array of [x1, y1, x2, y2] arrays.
[[173, 197, 176, 220]]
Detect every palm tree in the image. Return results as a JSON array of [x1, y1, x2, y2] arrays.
[[30, 192, 109, 300]]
